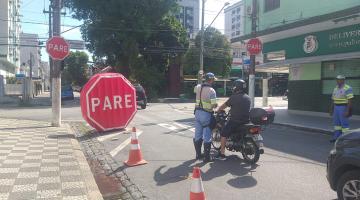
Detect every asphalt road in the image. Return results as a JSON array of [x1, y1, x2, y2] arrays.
[[0, 98, 83, 122], [0, 101, 337, 199], [102, 103, 337, 200]]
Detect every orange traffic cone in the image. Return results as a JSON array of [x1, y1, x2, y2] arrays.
[[190, 167, 206, 200], [124, 127, 148, 167]]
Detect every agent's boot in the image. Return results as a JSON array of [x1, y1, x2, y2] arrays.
[[193, 139, 203, 160], [203, 142, 213, 163]]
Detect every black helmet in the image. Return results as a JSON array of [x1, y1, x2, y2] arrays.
[[233, 79, 246, 92]]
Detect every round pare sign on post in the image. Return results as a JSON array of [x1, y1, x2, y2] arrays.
[[246, 38, 263, 55], [80, 73, 137, 132], [46, 36, 70, 60]]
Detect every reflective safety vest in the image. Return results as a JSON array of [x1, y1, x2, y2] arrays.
[[332, 84, 354, 104], [194, 84, 217, 112]]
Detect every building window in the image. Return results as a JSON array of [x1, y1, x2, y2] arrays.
[[186, 7, 193, 15], [321, 59, 360, 95], [232, 18, 236, 23], [237, 8, 240, 13], [236, 31, 240, 35], [232, 25, 235, 30], [264, 0, 280, 12], [237, 15, 241, 21], [232, 10, 236, 15]]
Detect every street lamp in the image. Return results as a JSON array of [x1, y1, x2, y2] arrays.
[[198, 2, 230, 84]]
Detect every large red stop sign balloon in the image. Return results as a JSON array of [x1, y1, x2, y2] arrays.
[[80, 73, 137, 132]]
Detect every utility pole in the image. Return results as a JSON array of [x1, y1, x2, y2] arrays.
[[198, 0, 205, 84], [51, 0, 61, 127], [249, 0, 258, 108], [198, 1, 229, 84], [43, 2, 53, 96], [29, 53, 33, 80]]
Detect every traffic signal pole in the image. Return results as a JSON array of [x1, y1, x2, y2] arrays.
[[51, 0, 61, 127], [249, 0, 258, 108]]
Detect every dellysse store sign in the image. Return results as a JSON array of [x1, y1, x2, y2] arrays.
[[263, 23, 360, 59]]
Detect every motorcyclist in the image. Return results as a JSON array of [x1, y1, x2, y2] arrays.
[[215, 79, 251, 160]]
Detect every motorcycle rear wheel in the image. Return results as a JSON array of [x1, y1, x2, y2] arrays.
[[211, 127, 221, 151], [241, 138, 260, 164]]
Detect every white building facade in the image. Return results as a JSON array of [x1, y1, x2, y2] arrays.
[[0, 0, 21, 76], [20, 33, 42, 78], [175, 0, 200, 39], [224, 1, 247, 71], [224, 1, 245, 40]]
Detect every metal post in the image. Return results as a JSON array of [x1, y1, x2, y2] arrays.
[[241, 53, 245, 79], [29, 53, 33, 80], [262, 78, 268, 107], [29, 53, 34, 98], [249, 0, 257, 108], [44, 2, 53, 97], [198, 0, 205, 84], [51, 0, 61, 127]]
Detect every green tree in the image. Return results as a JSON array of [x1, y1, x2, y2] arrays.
[[65, 0, 179, 75], [62, 51, 89, 86], [64, 0, 189, 98], [183, 27, 232, 77], [130, 15, 188, 98]]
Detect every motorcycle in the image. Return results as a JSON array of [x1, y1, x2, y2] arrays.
[[211, 108, 274, 164]]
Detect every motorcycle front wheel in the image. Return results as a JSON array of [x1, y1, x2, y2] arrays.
[[211, 127, 221, 151], [241, 138, 260, 164]]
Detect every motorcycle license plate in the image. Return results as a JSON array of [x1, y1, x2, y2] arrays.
[[252, 134, 263, 141]]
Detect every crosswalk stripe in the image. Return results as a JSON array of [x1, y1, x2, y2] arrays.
[[158, 123, 178, 131], [97, 129, 129, 142], [110, 130, 143, 157], [157, 122, 195, 134], [173, 122, 195, 133]]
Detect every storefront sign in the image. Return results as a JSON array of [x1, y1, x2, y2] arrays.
[[328, 28, 360, 49], [263, 23, 360, 59]]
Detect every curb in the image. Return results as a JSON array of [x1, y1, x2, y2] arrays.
[[273, 122, 332, 135], [157, 98, 192, 103], [69, 122, 148, 200], [65, 124, 104, 200]]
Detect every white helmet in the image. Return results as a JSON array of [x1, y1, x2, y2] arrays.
[[336, 75, 346, 80]]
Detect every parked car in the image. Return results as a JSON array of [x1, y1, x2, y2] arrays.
[[327, 129, 360, 200], [61, 85, 74, 100], [133, 83, 147, 109]]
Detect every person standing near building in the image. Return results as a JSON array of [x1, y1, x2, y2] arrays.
[[193, 72, 217, 162], [330, 75, 354, 143]]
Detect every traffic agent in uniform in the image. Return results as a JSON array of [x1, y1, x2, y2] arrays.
[[330, 75, 354, 143], [193, 72, 217, 162]]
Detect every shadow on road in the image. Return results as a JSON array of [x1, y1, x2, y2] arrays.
[[202, 155, 258, 189], [153, 155, 258, 189], [154, 159, 205, 186], [262, 125, 333, 164], [174, 118, 194, 124]]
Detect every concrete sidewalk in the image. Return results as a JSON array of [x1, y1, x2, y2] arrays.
[[167, 97, 360, 134], [273, 109, 360, 134], [0, 118, 103, 200]]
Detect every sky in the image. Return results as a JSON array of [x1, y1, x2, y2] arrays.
[[20, 0, 237, 62]]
